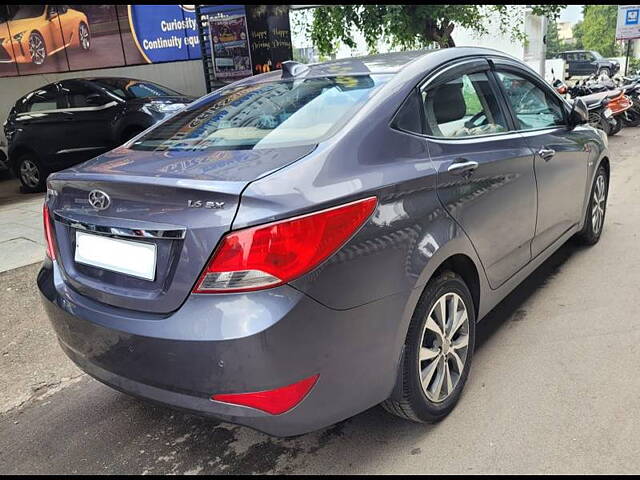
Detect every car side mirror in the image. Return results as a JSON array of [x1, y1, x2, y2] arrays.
[[47, 9, 58, 20], [568, 98, 589, 128]]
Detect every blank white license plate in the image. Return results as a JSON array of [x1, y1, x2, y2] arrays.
[[74, 231, 157, 281]]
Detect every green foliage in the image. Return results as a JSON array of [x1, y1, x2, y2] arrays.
[[546, 18, 579, 59], [582, 5, 621, 58], [307, 5, 566, 56], [546, 19, 564, 59], [572, 21, 584, 50]]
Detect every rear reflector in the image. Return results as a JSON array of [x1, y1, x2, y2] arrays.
[[43, 204, 56, 260], [211, 374, 319, 415], [193, 196, 377, 293]]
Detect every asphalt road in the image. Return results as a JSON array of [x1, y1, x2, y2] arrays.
[[1, 128, 639, 474]]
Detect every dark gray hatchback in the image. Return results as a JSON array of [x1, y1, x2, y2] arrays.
[[39, 47, 610, 437]]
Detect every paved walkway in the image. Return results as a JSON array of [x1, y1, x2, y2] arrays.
[[0, 174, 45, 273]]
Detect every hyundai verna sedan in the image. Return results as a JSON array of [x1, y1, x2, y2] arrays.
[[38, 47, 609, 437], [4, 77, 194, 192]]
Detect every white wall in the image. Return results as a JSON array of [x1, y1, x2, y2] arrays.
[[0, 60, 207, 143], [452, 6, 549, 77], [544, 58, 566, 83], [452, 7, 526, 60]]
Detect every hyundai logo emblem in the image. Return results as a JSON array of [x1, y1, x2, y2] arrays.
[[88, 190, 111, 211]]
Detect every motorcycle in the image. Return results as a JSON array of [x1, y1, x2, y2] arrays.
[[553, 76, 616, 134], [558, 71, 638, 134]]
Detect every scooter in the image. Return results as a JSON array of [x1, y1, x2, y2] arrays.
[[553, 76, 616, 135]]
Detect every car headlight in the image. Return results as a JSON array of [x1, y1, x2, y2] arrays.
[[147, 103, 186, 114], [13, 31, 24, 42]]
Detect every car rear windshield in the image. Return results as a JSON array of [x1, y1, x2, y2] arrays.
[[129, 75, 391, 151], [91, 79, 182, 99]]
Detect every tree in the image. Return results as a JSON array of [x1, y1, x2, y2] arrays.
[[546, 19, 564, 59], [582, 5, 621, 57], [307, 5, 565, 56], [572, 20, 584, 50]]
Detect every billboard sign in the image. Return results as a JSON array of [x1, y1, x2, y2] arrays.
[[208, 13, 252, 79], [616, 5, 640, 40], [245, 5, 292, 75], [128, 4, 201, 63], [0, 4, 205, 78]]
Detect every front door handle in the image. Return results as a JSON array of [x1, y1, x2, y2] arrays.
[[538, 148, 556, 161], [447, 159, 479, 176]]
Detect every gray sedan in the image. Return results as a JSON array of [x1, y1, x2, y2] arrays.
[[38, 47, 608, 437]]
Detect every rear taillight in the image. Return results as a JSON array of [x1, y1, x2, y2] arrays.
[[193, 196, 377, 293], [43, 204, 56, 260], [211, 374, 319, 415]]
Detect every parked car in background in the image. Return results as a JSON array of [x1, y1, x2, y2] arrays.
[[0, 5, 90, 66], [4, 77, 194, 192], [39, 48, 610, 437], [558, 50, 620, 78]]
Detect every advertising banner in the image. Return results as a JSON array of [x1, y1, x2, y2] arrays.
[[66, 5, 126, 71], [0, 5, 71, 76], [208, 13, 252, 79], [127, 4, 201, 64], [0, 4, 205, 78], [245, 5, 292, 75], [0, 4, 294, 79], [616, 5, 640, 40]]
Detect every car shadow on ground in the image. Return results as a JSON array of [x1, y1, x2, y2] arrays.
[[102, 243, 585, 472], [2, 240, 584, 475]]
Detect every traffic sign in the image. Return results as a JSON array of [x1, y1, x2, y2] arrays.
[[616, 5, 640, 40]]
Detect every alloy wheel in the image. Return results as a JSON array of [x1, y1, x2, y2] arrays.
[[20, 159, 40, 188], [28, 33, 46, 65], [80, 24, 90, 50], [592, 174, 606, 235], [418, 292, 470, 403]]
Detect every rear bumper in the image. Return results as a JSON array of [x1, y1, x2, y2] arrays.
[[38, 259, 410, 437]]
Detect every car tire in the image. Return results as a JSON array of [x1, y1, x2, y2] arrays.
[[79, 22, 90, 51], [574, 165, 608, 245], [609, 117, 623, 136], [382, 270, 476, 423], [28, 31, 47, 65], [16, 154, 47, 193], [598, 67, 611, 77]]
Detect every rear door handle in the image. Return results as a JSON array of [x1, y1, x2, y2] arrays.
[[538, 148, 556, 161], [447, 159, 479, 175]]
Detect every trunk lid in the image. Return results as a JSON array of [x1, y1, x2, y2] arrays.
[[47, 144, 315, 313]]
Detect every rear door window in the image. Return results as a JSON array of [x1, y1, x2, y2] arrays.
[[392, 89, 423, 134], [421, 71, 509, 138], [60, 80, 111, 108], [24, 84, 61, 112]]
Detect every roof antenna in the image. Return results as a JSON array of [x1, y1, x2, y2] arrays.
[[281, 60, 310, 79]]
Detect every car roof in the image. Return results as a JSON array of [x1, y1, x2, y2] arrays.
[[301, 47, 521, 76], [232, 46, 519, 88], [304, 49, 435, 75], [65, 77, 146, 83]]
